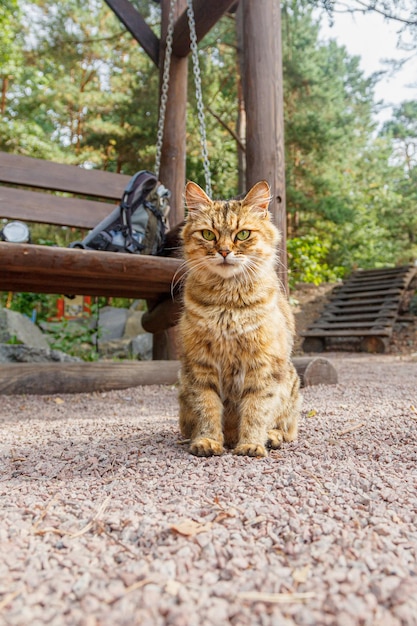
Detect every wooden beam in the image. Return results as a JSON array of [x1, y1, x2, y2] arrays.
[[142, 297, 182, 333], [172, 0, 238, 57], [239, 0, 287, 292], [104, 0, 160, 67], [0, 152, 129, 199], [0, 242, 183, 300], [0, 357, 337, 395]]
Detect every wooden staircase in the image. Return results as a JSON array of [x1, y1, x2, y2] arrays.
[[301, 265, 417, 353]]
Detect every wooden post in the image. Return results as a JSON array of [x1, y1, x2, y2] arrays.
[[158, 0, 188, 228], [153, 0, 188, 359], [239, 0, 288, 292]]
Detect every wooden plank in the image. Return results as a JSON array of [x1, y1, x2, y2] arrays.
[[300, 329, 392, 337], [335, 280, 406, 291], [172, 0, 238, 57], [142, 297, 182, 333], [0, 152, 129, 199], [351, 266, 412, 277], [325, 303, 398, 313], [307, 320, 392, 330], [328, 298, 398, 307], [0, 357, 336, 395], [347, 273, 409, 284], [0, 186, 115, 228], [104, 0, 160, 66], [320, 312, 397, 322], [0, 242, 183, 299], [331, 288, 402, 299], [334, 281, 405, 293]]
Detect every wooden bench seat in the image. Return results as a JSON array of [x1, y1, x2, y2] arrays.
[[0, 152, 183, 348]]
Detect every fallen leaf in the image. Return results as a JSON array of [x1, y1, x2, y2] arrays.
[[306, 409, 317, 418], [54, 397, 65, 405], [170, 519, 212, 537], [292, 564, 310, 583]]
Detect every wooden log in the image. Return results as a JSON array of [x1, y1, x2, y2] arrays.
[[0, 243, 182, 300], [293, 357, 338, 387], [142, 298, 182, 333], [0, 357, 337, 395], [0, 361, 180, 395], [359, 336, 389, 354], [301, 337, 326, 353]]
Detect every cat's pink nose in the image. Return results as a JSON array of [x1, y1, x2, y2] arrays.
[[219, 249, 231, 258]]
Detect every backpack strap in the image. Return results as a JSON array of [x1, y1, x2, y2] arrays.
[[120, 171, 158, 253]]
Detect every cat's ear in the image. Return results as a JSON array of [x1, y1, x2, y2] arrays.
[[243, 180, 271, 218], [185, 181, 212, 212]]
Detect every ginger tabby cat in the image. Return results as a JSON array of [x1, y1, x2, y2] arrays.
[[178, 180, 301, 457]]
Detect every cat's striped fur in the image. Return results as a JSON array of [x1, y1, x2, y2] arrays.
[[178, 180, 301, 457]]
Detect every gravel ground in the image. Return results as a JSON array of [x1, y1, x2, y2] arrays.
[[1, 353, 417, 626]]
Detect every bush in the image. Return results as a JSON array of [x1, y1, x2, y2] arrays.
[[287, 234, 345, 289]]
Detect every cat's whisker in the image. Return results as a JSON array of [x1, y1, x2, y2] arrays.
[[170, 258, 210, 298]]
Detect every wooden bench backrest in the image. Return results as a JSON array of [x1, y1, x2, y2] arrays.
[[0, 152, 131, 229]]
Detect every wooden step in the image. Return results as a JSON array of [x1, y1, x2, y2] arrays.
[[301, 265, 417, 353]]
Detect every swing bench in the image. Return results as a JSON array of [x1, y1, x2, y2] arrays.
[[0, 150, 183, 312]]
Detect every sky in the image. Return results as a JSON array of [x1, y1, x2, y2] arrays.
[[318, 10, 417, 124]]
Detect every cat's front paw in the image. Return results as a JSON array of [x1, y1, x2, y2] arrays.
[[190, 437, 224, 457], [267, 429, 284, 449], [233, 443, 267, 458]]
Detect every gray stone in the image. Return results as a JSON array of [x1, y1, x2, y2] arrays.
[[0, 345, 80, 363], [98, 338, 131, 359], [123, 310, 145, 339], [129, 333, 153, 361], [97, 306, 128, 341], [0, 308, 50, 350]]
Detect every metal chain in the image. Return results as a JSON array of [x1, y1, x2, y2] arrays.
[[155, 0, 177, 180], [186, 0, 212, 197], [156, 0, 212, 197]]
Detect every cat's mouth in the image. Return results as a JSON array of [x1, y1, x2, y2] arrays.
[[209, 256, 244, 277]]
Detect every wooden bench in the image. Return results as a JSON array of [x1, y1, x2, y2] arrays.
[[0, 152, 183, 358]]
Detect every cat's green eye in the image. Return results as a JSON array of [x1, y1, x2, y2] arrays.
[[236, 229, 251, 241], [202, 229, 216, 241]]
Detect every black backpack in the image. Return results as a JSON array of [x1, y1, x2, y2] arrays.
[[70, 170, 170, 255]]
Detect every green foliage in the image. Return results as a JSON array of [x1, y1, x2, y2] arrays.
[[0, 292, 56, 321], [287, 234, 345, 289], [45, 318, 99, 361]]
